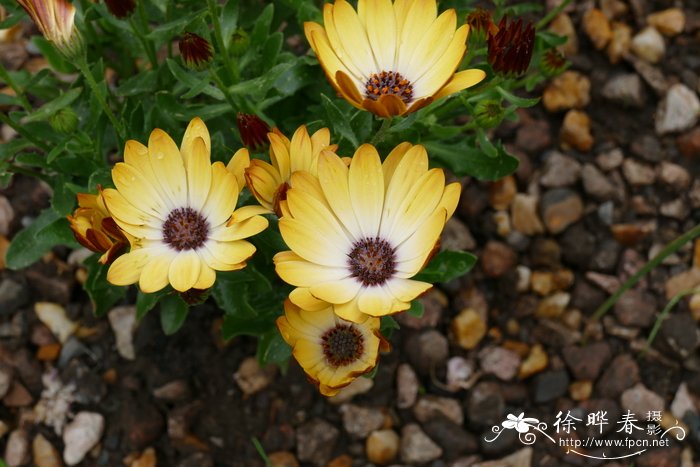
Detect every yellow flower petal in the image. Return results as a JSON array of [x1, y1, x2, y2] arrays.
[[226, 148, 250, 193], [348, 144, 384, 237], [289, 287, 329, 311], [245, 160, 281, 213], [279, 217, 348, 267], [309, 278, 361, 304], [357, 285, 393, 316], [107, 248, 153, 286], [202, 162, 238, 227], [275, 254, 349, 287], [186, 137, 212, 211], [168, 250, 201, 292], [180, 117, 211, 165], [413, 24, 469, 99], [193, 262, 216, 290], [405, 9, 458, 79], [329, 0, 376, 77], [386, 278, 432, 303], [286, 188, 351, 249], [111, 163, 167, 220], [148, 128, 188, 208], [317, 151, 362, 240], [289, 125, 314, 174], [212, 215, 268, 242], [102, 188, 154, 227], [138, 249, 175, 293], [363, 0, 396, 71], [204, 240, 256, 266], [333, 299, 370, 323], [434, 68, 486, 100]]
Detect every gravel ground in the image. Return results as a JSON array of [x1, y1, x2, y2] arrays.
[[1, 1, 700, 466]]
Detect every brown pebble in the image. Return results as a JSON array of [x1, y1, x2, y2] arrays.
[[676, 127, 700, 159], [268, 451, 300, 467], [560, 110, 594, 151], [488, 175, 517, 210], [583, 8, 612, 49], [481, 241, 517, 278], [36, 344, 61, 362], [451, 309, 487, 350], [569, 380, 593, 401], [543, 71, 591, 112], [3, 381, 33, 407]]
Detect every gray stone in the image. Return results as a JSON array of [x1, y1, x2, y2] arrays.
[[582, 163, 616, 200], [671, 383, 696, 419], [467, 382, 505, 429], [658, 161, 691, 190], [414, 396, 464, 425], [597, 354, 640, 398], [602, 73, 646, 107], [422, 415, 478, 461], [540, 151, 582, 187], [340, 404, 385, 439], [533, 370, 569, 403], [660, 198, 690, 220], [5, 429, 29, 467], [631, 26, 666, 63], [614, 289, 657, 327], [473, 448, 533, 467], [0, 195, 13, 236], [596, 147, 624, 171], [296, 419, 339, 466], [441, 217, 476, 251], [404, 330, 448, 376], [478, 347, 521, 381], [659, 312, 699, 358], [0, 279, 28, 315], [621, 383, 664, 415], [656, 84, 700, 134], [400, 424, 442, 464], [622, 158, 656, 185], [562, 342, 612, 380], [396, 363, 419, 409]]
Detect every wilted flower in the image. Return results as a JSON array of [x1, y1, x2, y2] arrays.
[[304, 0, 485, 118], [104, 0, 135, 18], [541, 49, 568, 76], [487, 17, 535, 76], [67, 190, 129, 264], [179, 32, 213, 70], [16, 0, 84, 59], [236, 113, 270, 150]]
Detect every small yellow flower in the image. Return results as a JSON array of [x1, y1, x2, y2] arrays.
[[304, 0, 486, 118], [67, 190, 129, 265], [274, 143, 460, 322], [277, 300, 389, 396], [245, 125, 338, 216], [16, 0, 83, 59], [103, 117, 268, 293]]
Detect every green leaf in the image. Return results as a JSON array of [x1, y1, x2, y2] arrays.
[[320, 94, 358, 147], [425, 140, 519, 181], [211, 270, 255, 315], [159, 294, 190, 335], [221, 0, 240, 41], [116, 71, 158, 97], [166, 58, 225, 101], [84, 255, 127, 316], [537, 31, 569, 49], [228, 62, 294, 98], [251, 4, 274, 47], [257, 330, 292, 368], [136, 289, 168, 320], [5, 210, 79, 270], [407, 300, 425, 318], [146, 9, 207, 43], [380, 316, 400, 338], [414, 250, 477, 283], [495, 86, 540, 108], [261, 32, 284, 68], [25, 87, 83, 123]]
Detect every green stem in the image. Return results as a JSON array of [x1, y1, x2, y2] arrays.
[[0, 64, 32, 112], [592, 223, 700, 322], [370, 118, 393, 146], [132, 3, 158, 69], [210, 69, 239, 113], [643, 287, 700, 355], [0, 114, 49, 151], [207, 0, 238, 83], [76, 59, 126, 142], [536, 0, 573, 29]]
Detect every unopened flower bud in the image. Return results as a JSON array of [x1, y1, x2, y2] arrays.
[[179, 32, 213, 70], [237, 113, 270, 150], [104, 0, 136, 19], [49, 108, 79, 134], [487, 17, 535, 76], [229, 29, 250, 57], [474, 100, 505, 128]]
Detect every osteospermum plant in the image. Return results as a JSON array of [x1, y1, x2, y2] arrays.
[[1, 0, 568, 394]]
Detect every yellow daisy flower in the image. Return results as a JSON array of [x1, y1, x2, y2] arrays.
[[103, 117, 268, 293], [274, 143, 460, 322], [277, 300, 389, 396], [245, 125, 338, 216], [304, 0, 486, 118]]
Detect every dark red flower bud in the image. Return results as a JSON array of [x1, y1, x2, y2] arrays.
[[466, 7, 497, 37], [104, 0, 136, 19], [236, 113, 270, 150], [487, 18, 536, 76], [179, 32, 214, 70], [541, 49, 568, 76]]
